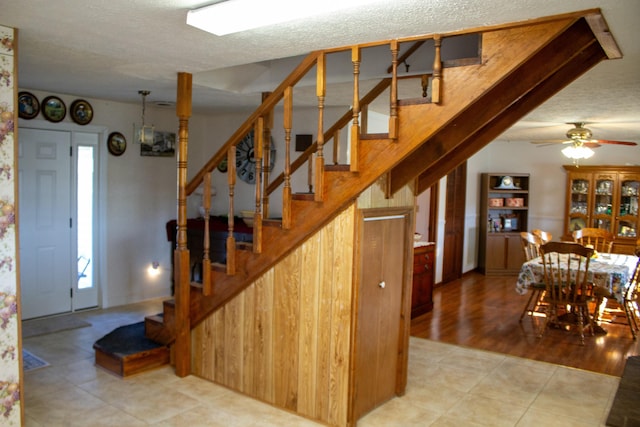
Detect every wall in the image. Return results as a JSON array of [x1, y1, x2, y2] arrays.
[[17, 86, 348, 309], [0, 24, 21, 425]]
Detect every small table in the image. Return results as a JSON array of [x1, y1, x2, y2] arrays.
[[516, 253, 638, 304]]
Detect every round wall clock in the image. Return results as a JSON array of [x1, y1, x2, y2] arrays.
[[107, 132, 126, 156], [42, 96, 66, 123], [236, 130, 276, 184]]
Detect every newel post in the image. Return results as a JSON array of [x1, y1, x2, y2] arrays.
[[175, 72, 192, 377]]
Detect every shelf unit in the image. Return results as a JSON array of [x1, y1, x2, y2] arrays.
[[563, 165, 640, 254], [478, 173, 529, 275]]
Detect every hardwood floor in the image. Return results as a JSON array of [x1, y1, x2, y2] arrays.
[[410, 271, 640, 377]]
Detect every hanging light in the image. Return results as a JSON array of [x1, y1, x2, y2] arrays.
[[135, 90, 154, 145], [562, 141, 594, 165]]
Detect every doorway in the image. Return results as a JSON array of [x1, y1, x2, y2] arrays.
[[19, 127, 100, 319]]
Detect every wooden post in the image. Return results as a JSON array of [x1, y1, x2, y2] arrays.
[[432, 35, 442, 104], [350, 46, 361, 172], [174, 71, 192, 378], [315, 53, 325, 202], [282, 86, 293, 229], [332, 129, 340, 165], [389, 40, 399, 140]]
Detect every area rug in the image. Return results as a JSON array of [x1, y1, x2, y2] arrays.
[[22, 314, 91, 338], [606, 356, 640, 426], [22, 349, 49, 372]]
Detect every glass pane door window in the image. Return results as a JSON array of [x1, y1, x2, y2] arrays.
[[618, 178, 639, 238], [77, 146, 95, 289], [570, 179, 589, 215], [593, 178, 614, 229]]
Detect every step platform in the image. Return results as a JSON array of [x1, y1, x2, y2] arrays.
[[93, 321, 170, 377]]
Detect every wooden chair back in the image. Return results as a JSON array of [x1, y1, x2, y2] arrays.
[[538, 241, 595, 343], [622, 246, 640, 339], [520, 232, 541, 261], [532, 229, 552, 244], [572, 227, 614, 254]]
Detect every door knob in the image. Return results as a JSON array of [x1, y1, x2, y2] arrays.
[[378, 281, 386, 289]]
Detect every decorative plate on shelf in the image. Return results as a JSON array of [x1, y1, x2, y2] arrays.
[[569, 217, 586, 231], [70, 99, 93, 125], [17, 91, 40, 119], [42, 96, 66, 122]]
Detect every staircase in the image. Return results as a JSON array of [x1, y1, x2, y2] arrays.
[[94, 10, 620, 389]]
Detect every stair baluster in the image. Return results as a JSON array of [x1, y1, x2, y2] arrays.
[[261, 92, 273, 219], [314, 52, 325, 202], [282, 86, 293, 229], [226, 146, 236, 275], [389, 40, 399, 140], [432, 35, 442, 104], [202, 172, 212, 296], [350, 46, 360, 172], [253, 118, 264, 254]]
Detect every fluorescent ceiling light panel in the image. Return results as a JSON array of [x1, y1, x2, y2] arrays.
[[187, 0, 379, 36]]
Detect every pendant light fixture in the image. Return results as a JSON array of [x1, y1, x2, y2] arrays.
[[135, 90, 154, 145]]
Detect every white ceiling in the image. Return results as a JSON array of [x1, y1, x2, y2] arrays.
[[2, 0, 639, 144]]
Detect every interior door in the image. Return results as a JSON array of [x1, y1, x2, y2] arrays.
[[353, 211, 406, 419], [19, 128, 72, 319], [442, 162, 466, 283]]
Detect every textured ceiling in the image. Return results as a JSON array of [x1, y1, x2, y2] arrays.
[[2, 0, 639, 144]]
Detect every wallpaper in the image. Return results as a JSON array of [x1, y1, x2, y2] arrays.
[[0, 25, 21, 425]]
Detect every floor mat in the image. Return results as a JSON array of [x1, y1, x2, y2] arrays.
[[607, 356, 640, 426], [22, 314, 91, 338], [22, 349, 49, 372]]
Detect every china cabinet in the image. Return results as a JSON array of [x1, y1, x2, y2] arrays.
[[563, 165, 640, 254], [478, 173, 529, 275]]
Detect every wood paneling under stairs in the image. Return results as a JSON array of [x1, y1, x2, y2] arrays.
[[410, 272, 640, 377]]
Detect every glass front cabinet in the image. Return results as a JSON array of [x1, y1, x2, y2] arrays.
[[563, 165, 640, 254]]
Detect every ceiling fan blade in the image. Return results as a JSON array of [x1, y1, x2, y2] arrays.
[[529, 139, 570, 145], [583, 142, 601, 149], [591, 139, 638, 146]]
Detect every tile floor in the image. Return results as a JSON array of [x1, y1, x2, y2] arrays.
[[22, 298, 619, 426]]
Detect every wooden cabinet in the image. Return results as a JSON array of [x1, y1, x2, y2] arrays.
[[478, 173, 529, 275], [563, 165, 640, 254], [411, 243, 435, 318]]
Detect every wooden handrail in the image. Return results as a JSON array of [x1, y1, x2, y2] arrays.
[[185, 51, 322, 196]]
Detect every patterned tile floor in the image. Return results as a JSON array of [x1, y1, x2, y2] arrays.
[[22, 299, 618, 426]]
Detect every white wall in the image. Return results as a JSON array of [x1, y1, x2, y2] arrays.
[[19, 89, 349, 308]]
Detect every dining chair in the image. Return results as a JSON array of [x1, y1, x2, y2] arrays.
[[532, 229, 552, 244], [572, 227, 614, 254], [538, 241, 595, 344], [595, 246, 640, 339], [519, 232, 546, 321]]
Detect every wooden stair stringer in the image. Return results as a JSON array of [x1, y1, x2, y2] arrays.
[[388, 15, 613, 194]]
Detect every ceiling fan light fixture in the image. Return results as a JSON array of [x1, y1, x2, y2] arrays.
[[562, 144, 594, 161]]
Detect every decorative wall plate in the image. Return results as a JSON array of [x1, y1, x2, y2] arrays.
[[107, 132, 126, 156], [70, 99, 93, 125], [18, 91, 40, 119], [41, 96, 66, 122]]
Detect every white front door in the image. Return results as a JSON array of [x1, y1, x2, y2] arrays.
[[19, 127, 100, 319], [19, 128, 72, 319]]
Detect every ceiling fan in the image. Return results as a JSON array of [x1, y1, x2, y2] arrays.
[[530, 122, 638, 149]]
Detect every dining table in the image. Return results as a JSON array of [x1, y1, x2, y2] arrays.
[[516, 252, 639, 305]]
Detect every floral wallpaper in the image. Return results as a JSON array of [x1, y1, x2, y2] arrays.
[[0, 25, 21, 425]]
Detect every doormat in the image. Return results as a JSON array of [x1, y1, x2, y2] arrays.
[[22, 349, 49, 372], [22, 314, 91, 338], [606, 356, 640, 426]]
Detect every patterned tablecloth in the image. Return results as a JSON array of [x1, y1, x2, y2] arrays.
[[516, 253, 639, 304]]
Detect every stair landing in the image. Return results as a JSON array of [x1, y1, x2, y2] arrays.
[[93, 321, 170, 377]]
